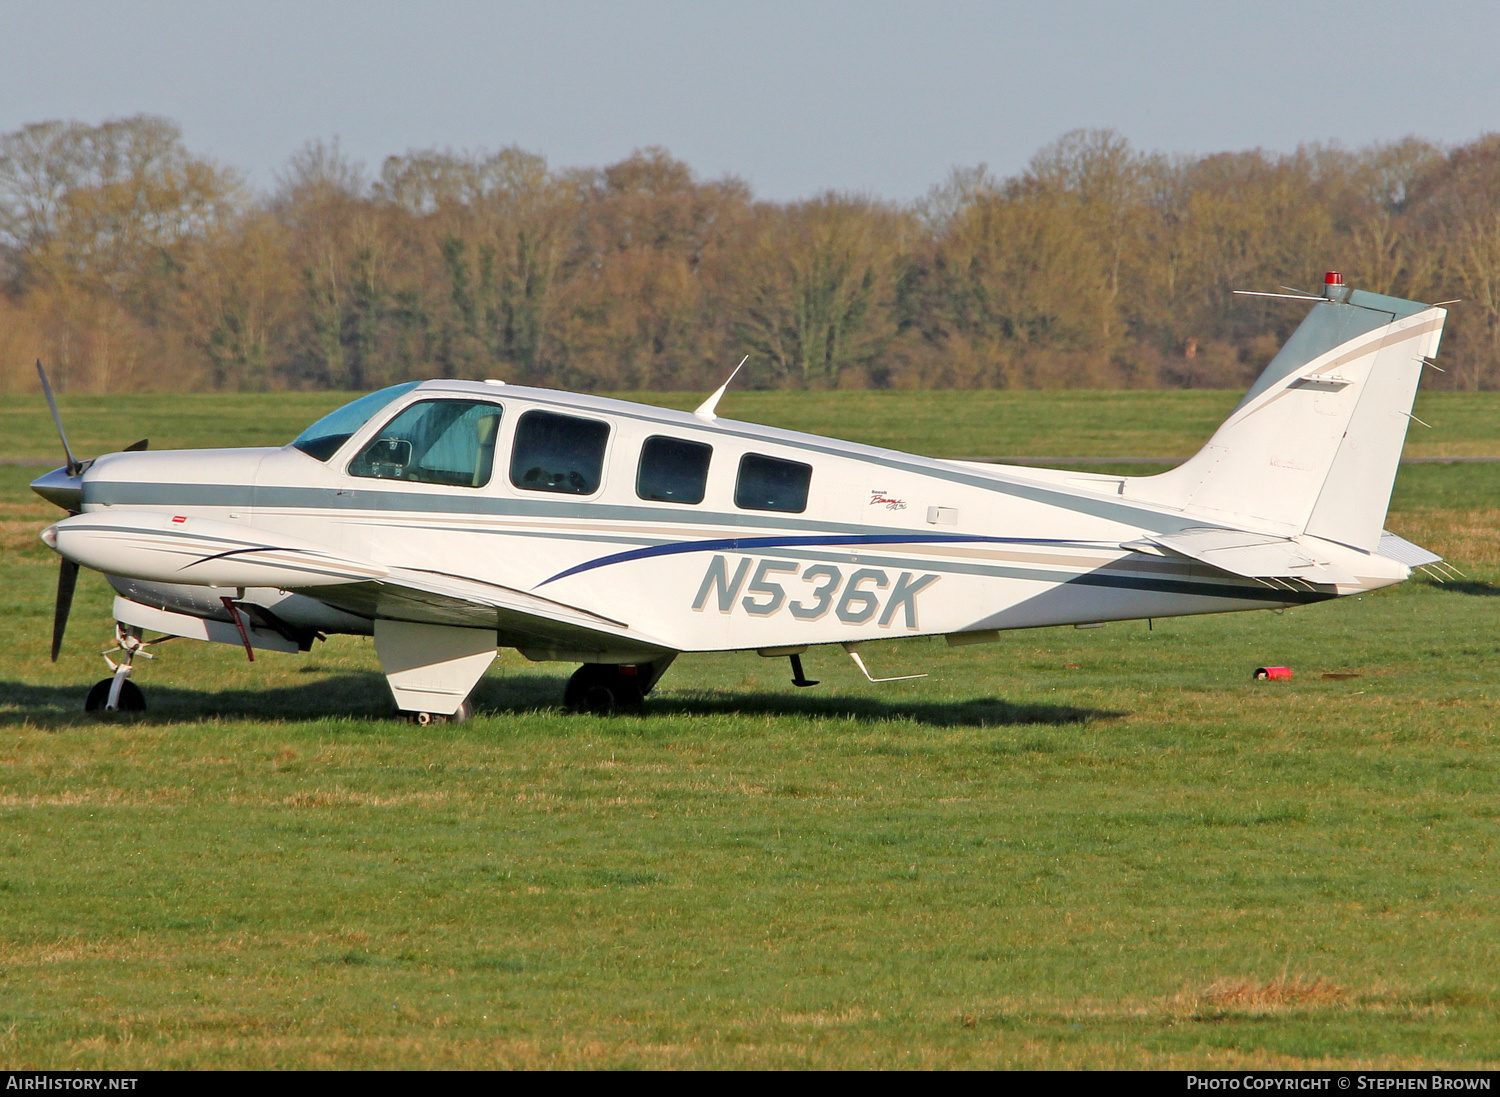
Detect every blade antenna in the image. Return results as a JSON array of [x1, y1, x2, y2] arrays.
[[694, 355, 749, 421], [35, 360, 81, 476]]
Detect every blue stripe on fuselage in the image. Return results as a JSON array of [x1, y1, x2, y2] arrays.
[[537, 533, 1116, 587]]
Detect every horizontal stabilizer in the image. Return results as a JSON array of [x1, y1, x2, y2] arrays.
[[1126, 527, 1358, 585], [1376, 531, 1443, 567]]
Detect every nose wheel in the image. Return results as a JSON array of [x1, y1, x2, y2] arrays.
[[85, 677, 145, 713], [83, 623, 166, 714]]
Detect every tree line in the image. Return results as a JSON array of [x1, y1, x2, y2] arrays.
[[2, 115, 1499, 394]]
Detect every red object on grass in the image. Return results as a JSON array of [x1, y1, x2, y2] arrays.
[[1253, 666, 1292, 680]]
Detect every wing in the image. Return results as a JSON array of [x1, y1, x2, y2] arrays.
[[47, 509, 675, 662], [295, 567, 675, 661]]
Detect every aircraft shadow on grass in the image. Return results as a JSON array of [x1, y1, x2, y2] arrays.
[[1426, 578, 1500, 597], [0, 672, 1120, 729]]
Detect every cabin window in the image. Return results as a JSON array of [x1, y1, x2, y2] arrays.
[[637, 436, 712, 504], [735, 453, 812, 513], [292, 381, 421, 461], [347, 399, 503, 487], [510, 410, 610, 495]]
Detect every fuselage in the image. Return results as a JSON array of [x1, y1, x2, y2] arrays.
[[57, 379, 1407, 659]]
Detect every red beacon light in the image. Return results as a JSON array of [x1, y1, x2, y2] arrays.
[[1322, 270, 1349, 301]]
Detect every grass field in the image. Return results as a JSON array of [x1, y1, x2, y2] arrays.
[[1, 391, 1498, 1069]]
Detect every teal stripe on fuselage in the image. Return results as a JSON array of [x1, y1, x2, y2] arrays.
[[86, 479, 1127, 539]]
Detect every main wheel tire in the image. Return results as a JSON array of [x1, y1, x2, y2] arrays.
[[401, 699, 472, 726], [84, 678, 145, 714], [564, 664, 646, 715]]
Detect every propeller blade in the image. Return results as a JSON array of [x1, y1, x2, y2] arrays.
[[35, 360, 81, 477], [51, 558, 79, 662], [123, 439, 149, 452]]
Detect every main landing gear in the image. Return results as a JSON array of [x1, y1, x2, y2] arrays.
[[564, 659, 674, 715], [407, 657, 676, 721], [401, 701, 472, 726]]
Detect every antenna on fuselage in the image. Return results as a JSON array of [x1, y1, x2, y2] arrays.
[[693, 355, 749, 421]]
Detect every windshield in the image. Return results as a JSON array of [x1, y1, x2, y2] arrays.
[[290, 382, 421, 461]]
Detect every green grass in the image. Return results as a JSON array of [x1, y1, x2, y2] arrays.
[[2, 395, 1499, 1068], [5, 389, 1500, 462]]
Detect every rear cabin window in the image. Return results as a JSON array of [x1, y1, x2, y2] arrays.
[[637, 436, 712, 504], [510, 410, 610, 495], [735, 453, 812, 513], [347, 399, 503, 487]]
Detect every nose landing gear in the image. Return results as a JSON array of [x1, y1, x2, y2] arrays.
[[84, 623, 163, 713]]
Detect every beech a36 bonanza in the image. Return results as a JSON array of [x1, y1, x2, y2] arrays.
[[33, 273, 1449, 721]]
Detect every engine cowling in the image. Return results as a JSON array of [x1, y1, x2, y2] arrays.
[[41, 510, 389, 589]]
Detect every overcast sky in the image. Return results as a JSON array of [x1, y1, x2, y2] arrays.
[[3, 0, 1498, 202]]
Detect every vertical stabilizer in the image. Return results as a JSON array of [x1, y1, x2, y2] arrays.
[[1123, 284, 1446, 547]]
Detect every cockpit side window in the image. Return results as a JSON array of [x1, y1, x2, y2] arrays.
[[510, 410, 610, 495], [291, 382, 421, 461], [637, 436, 712, 504], [735, 453, 812, 513], [347, 399, 503, 487]]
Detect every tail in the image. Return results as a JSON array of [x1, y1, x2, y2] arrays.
[[1124, 282, 1447, 552]]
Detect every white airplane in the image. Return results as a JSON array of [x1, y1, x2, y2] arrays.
[[33, 272, 1448, 721]]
